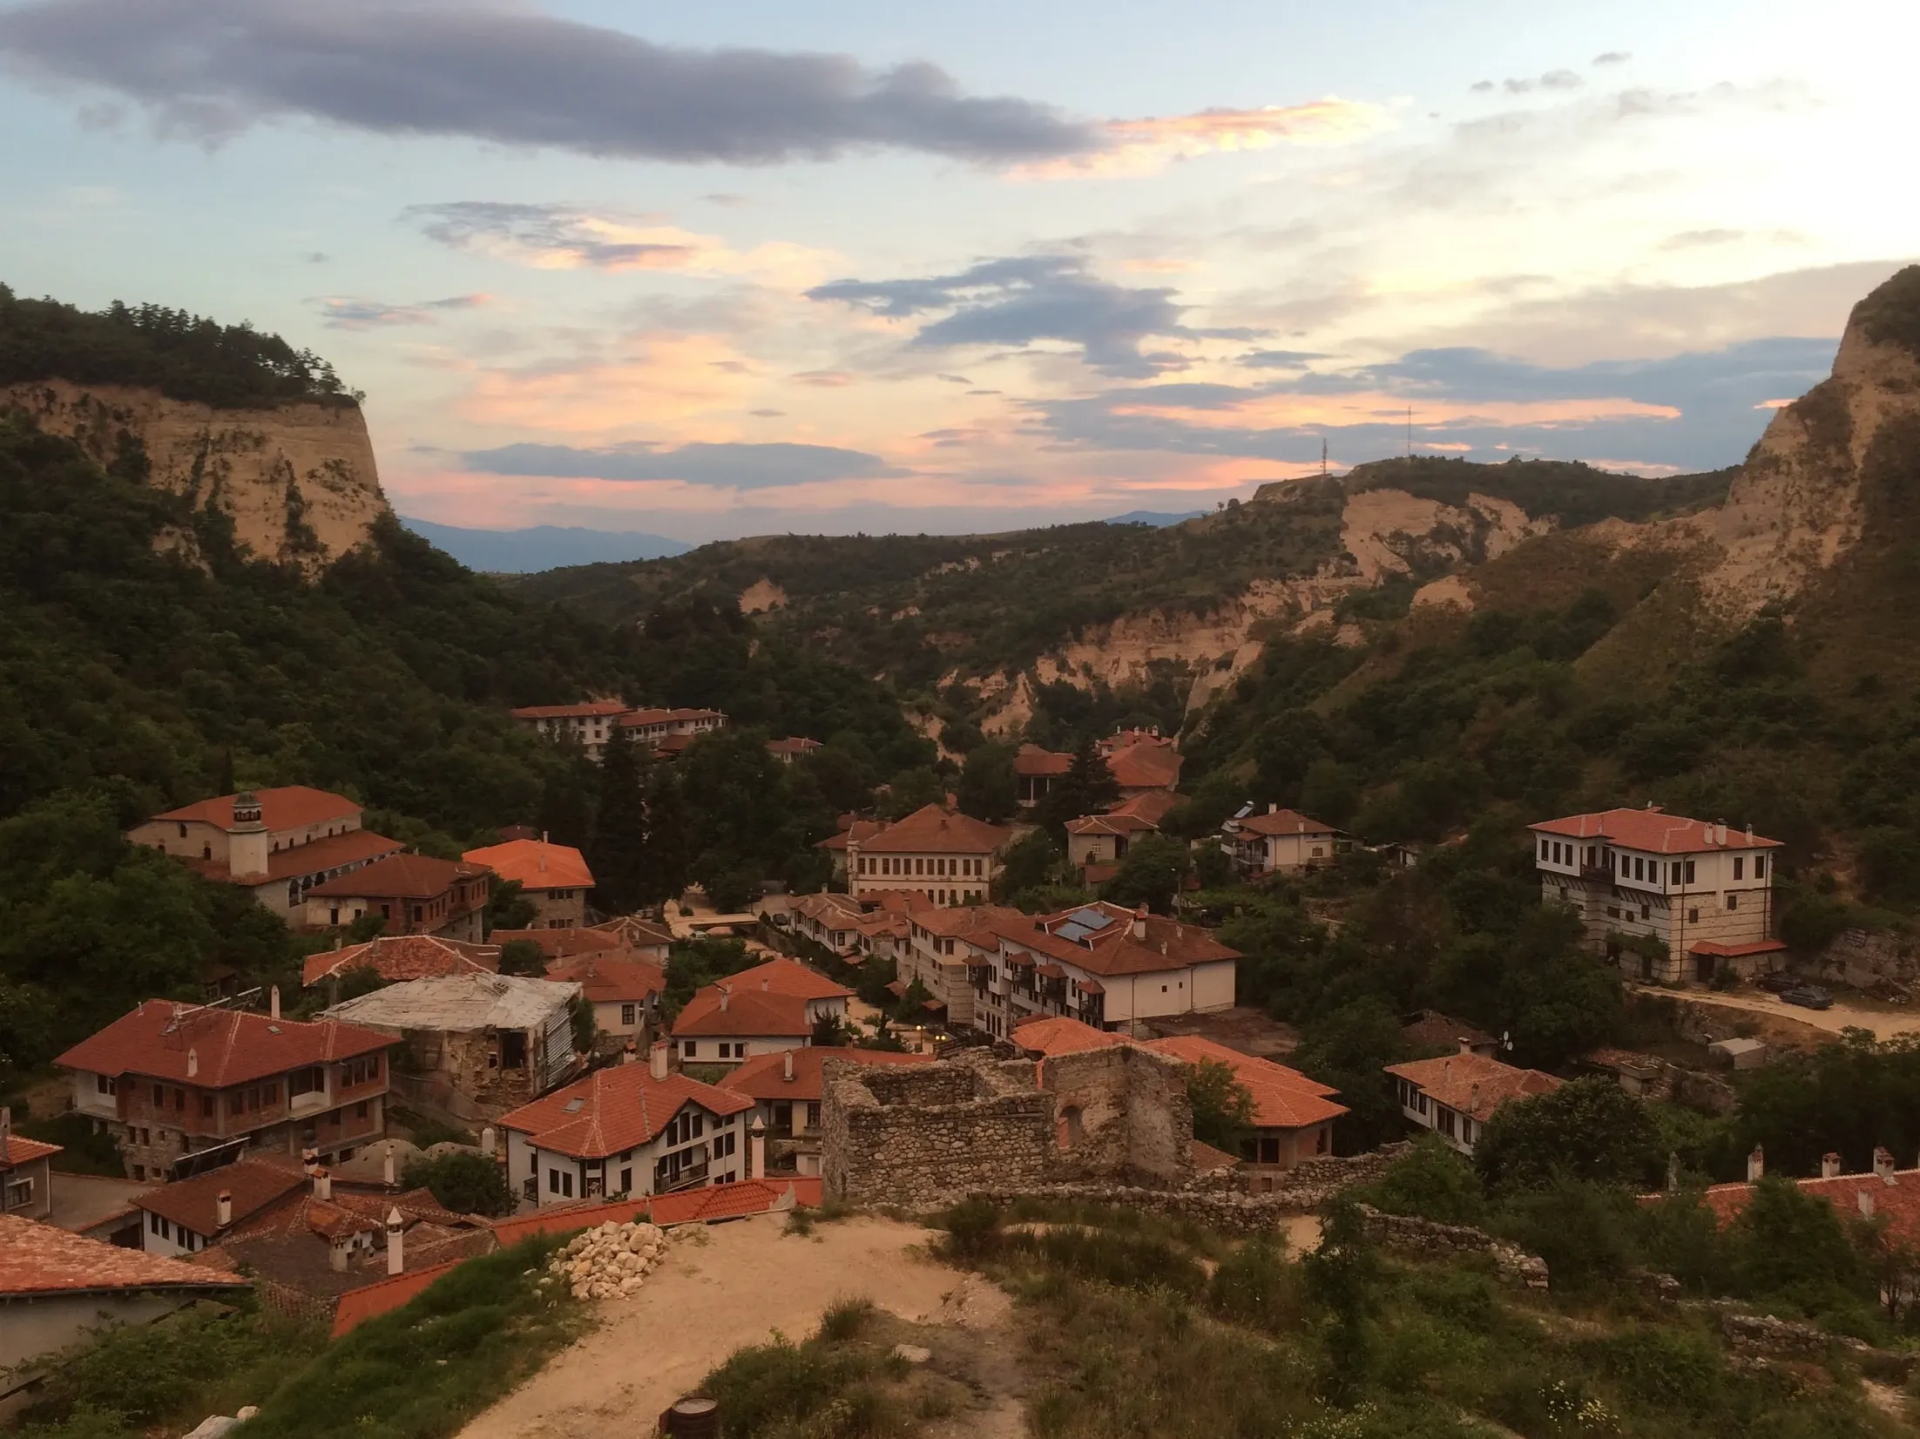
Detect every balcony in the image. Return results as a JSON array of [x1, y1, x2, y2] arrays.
[[656, 1161, 710, 1193], [289, 1089, 330, 1118]]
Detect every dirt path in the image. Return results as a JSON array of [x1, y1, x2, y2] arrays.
[[1634, 986, 1920, 1042], [458, 1214, 967, 1439]]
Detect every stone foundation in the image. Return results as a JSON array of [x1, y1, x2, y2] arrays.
[[1355, 1204, 1549, 1289]]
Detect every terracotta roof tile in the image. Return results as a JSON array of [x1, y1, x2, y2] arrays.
[[588, 916, 676, 949], [0, 1213, 247, 1297], [863, 804, 1013, 856], [1530, 807, 1782, 853], [672, 987, 813, 1039], [499, 1067, 753, 1159], [1013, 745, 1072, 777], [1105, 740, 1182, 791], [188, 828, 403, 885], [153, 786, 362, 831], [510, 702, 629, 720], [1191, 1138, 1241, 1172], [545, 958, 667, 1004], [1691, 1168, 1920, 1248], [56, 1000, 394, 1087], [817, 820, 886, 852], [722, 958, 853, 1003], [1385, 1052, 1561, 1123], [1012, 1016, 1127, 1059], [303, 935, 501, 987], [1236, 808, 1340, 837], [490, 927, 624, 960], [462, 839, 595, 892], [0, 1135, 61, 1168], [1145, 1036, 1347, 1130], [134, 1160, 308, 1237], [309, 853, 489, 901]]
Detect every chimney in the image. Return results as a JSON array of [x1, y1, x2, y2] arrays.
[[1714, 820, 1729, 846], [762, 976, 770, 991], [480, 1125, 496, 1157], [269, 986, 281, 1021], [719, 988, 730, 1012], [750, 1116, 766, 1181], [1859, 1189, 1876, 1220], [622, 1042, 637, 1065], [329, 1240, 348, 1273], [1746, 823, 1755, 841], [649, 1041, 669, 1081], [1746, 1146, 1764, 1183], [1821, 1152, 1842, 1179], [782, 1049, 794, 1082], [302, 1146, 320, 1175], [216, 1190, 233, 1229], [1131, 906, 1147, 939], [1458, 1038, 1475, 1056], [1874, 1146, 1896, 1181], [383, 1141, 396, 1188], [386, 1208, 404, 1275], [1268, 802, 1278, 815], [313, 1169, 332, 1201], [187, 1047, 199, 1079]]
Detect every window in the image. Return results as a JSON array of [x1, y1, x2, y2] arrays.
[[1539, 839, 1548, 859], [1733, 857, 1745, 881], [1688, 908, 1700, 924], [621, 1004, 636, 1027], [1670, 862, 1681, 884], [1640, 905, 1650, 920], [96, 1074, 113, 1095], [201, 1094, 214, 1118], [1755, 855, 1767, 879], [355, 1101, 370, 1121], [152, 1083, 164, 1106], [289, 1065, 324, 1097], [683, 1041, 697, 1058], [1633, 857, 1644, 880], [1727, 893, 1739, 911], [1685, 860, 1697, 884]]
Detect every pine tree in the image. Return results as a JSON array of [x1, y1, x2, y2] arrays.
[[588, 730, 646, 914], [636, 763, 691, 908]]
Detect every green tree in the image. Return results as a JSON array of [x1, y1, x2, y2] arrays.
[[1186, 1057, 1257, 1155], [1358, 1136, 1488, 1225], [882, 767, 945, 819], [1300, 1196, 1381, 1403], [570, 993, 598, 1055], [484, 879, 538, 934], [402, 1151, 515, 1217], [636, 764, 691, 908], [1100, 833, 1190, 913], [994, 828, 1062, 902], [1191, 838, 1235, 890], [956, 742, 1018, 824], [498, 939, 547, 977], [587, 731, 646, 914], [1731, 1176, 1871, 1309], [1299, 757, 1361, 829], [1475, 1077, 1663, 1194], [1291, 998, 1410, 1154], [1039, 735, 1121, 833]]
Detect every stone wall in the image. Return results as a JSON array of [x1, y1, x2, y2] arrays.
[[1042, 1044, 1193, 1186], [1819, 927, 1920, 996], [1355, 1204, 1549, 1289]]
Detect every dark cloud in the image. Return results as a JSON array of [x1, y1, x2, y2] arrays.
[[302, 250, 329, 264], [1469, 80, 1495, 93], [404, 202, 691, 269], [1502, 68, 1583, 95], [315, 293, 488, 329], [807, 254, 1252, 378], [459, 440, 907, 490], [1592, 51, 1632, 66], [1239, 348, 1329, 369], [0, 0, 1101, 165], [1033, 335, 1839, 474]]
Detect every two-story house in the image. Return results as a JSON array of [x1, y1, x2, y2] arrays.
[[1013, 745, 1072, 808], [896, 903, 1028, 1030], [720, 1047, 931, 1177], [131, 1158, 308, 1257], [1064, 791, 1182, 873], [0, 1119, 59, 1221], [1530, 806, 1784, 983], [544, 957, 666, 1054], [56, 1000, 396, 1181], [670, 958, 851, 1067], [303, 853, 492, 941], [847, 803, 1011, 908], [460, 838, 594, 928], [499, 1046, 755, 1205], [1222, 805, 1347, 877], [617, 707, 729, 751], [508, 701, 630, 761], [127, 787, 403, 922], [1386, 1045, 1562, 1156]]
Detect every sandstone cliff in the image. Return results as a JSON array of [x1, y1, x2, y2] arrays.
[[1, 378, 390, 569]]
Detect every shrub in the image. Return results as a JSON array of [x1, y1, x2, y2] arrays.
[[1208, 1238, 1302, 1332], [937, 1198, 1003, 1262], [1357, 1138, 1487, 1226], [401, 1151, 515, 1217]]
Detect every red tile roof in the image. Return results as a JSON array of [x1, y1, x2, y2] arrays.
[[499, 1066, 753, 1159], [1530, 807, 1781, 853], [768, 737, 823, 756], [510, 701, 629, 720], [672, 987, 814, 1039], [1385, 1052, 1561, 1124], [722, 957, 853, 1003], [134, 1160, 308, 1237], [1690, 939, 1789, 958], [1236, 808, 1340, 837], [56, 1000, 394, 1087], [1691, 1168, 1920, 1248], [1109, 790, 1182, 826], [817, 820, 886, 852], [1145, 1035, 1347, 1130], [863, 803, 1012, 856], [329, 1257, 464, 1338], [1106, 739, 1182, 791], [1192, 1138, 1241, 1172], [1012, 1016, 1127, 1059], [486, 1177, 826, 1248], [1014, 745, 1073, 777], [0, 1213, 248, 1297], [309, 853, 489, 901], [462, 839, 595, 892], [305, 935, 502, 987], [721, 1046, 931, 1103], [490, 927, 623, 960], [546, 957, 667, 1005], [152, 786, 362, 832], [992, 905, 1240, 978], [189, 828, 403, 885], [588, 916, 676, 949]]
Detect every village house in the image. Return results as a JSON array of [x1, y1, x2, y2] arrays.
[[617, 706, 729, 751], [1064, 791, 1182, 872], [320, 974, 584, 1121], [1010, 1018, 1347, 1187], [1014, 744, 1072, 808], [499, 1045, 756, 1205], [1101, 731, 1183, 799], [131, 1157, 308, 1257], [127, 787, 403, 923], [1386, 1045, 1562, 1156], [0, 1217, 247, 1416], [720, 1047, 932, 1177], [671, 958, 852, 1067], [816, 818, 886, 881], [847, 803, 1012, 907], [544, 956, 667, 1053], [508, 701, 629, 761], [1400, 1009, 1501, 1059], [895, 903, 1028, 1031], [0, 1120, 58, 1222], [967, 902, 1239, 1041], [56, 999, 396, 1182], [1530, 805, 1784, 984], [302, 935, 501, 989], [789, 890, 919, 966], [1222, 804, 1348, 877], [303, 853, 492, 941], [461, 837, 594, 929], [586, 915, 676, 963], [767, 737, 823, 764]]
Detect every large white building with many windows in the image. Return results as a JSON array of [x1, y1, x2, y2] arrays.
[[1530, 806, 1783, 984]]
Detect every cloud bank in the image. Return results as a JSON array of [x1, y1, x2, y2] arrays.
[[458, 440, 906, 489]]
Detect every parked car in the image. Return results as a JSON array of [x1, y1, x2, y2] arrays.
[[1756, 972, 1799, 994], [1781, 985, 1833, 1010]]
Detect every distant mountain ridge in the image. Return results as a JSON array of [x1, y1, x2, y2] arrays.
[[1103, 509, 1207, 527], [402, 519, 691, 572]]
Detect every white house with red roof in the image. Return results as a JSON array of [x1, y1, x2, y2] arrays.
[[847, 802, 1012, 907], [462, 837, 595, 928], [304, 853, 493, 941], [127, 787, 403, 922], [0, 1120, 60, 1222], [1386, 1045, 1562, 1156], [670, 958, 852, 1066], [499, 1047, 756, 1205], [508, 700, 629, 760], [1064, 791, 1182, 873], [1530, 805, 1784, 984], [56, 1000, 396, 1183], [1222, 805, 1347, 877], [544, 956, 667, 1050]]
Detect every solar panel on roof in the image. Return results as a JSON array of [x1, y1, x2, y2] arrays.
[[1067, 908, 1114, 931], [1055, 922, 1093, 942]]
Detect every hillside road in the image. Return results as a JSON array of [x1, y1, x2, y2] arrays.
[[1633, 985, 1920, 1042]]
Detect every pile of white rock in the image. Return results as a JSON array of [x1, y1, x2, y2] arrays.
[[544, 1220, 668, 1300]]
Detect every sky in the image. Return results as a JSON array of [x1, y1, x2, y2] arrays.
[[1, 0, 1914, 543]]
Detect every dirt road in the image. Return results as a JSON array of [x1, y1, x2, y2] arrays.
[[1634, 986, 1920, 1042], [458, 1214, 967, 1439]]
